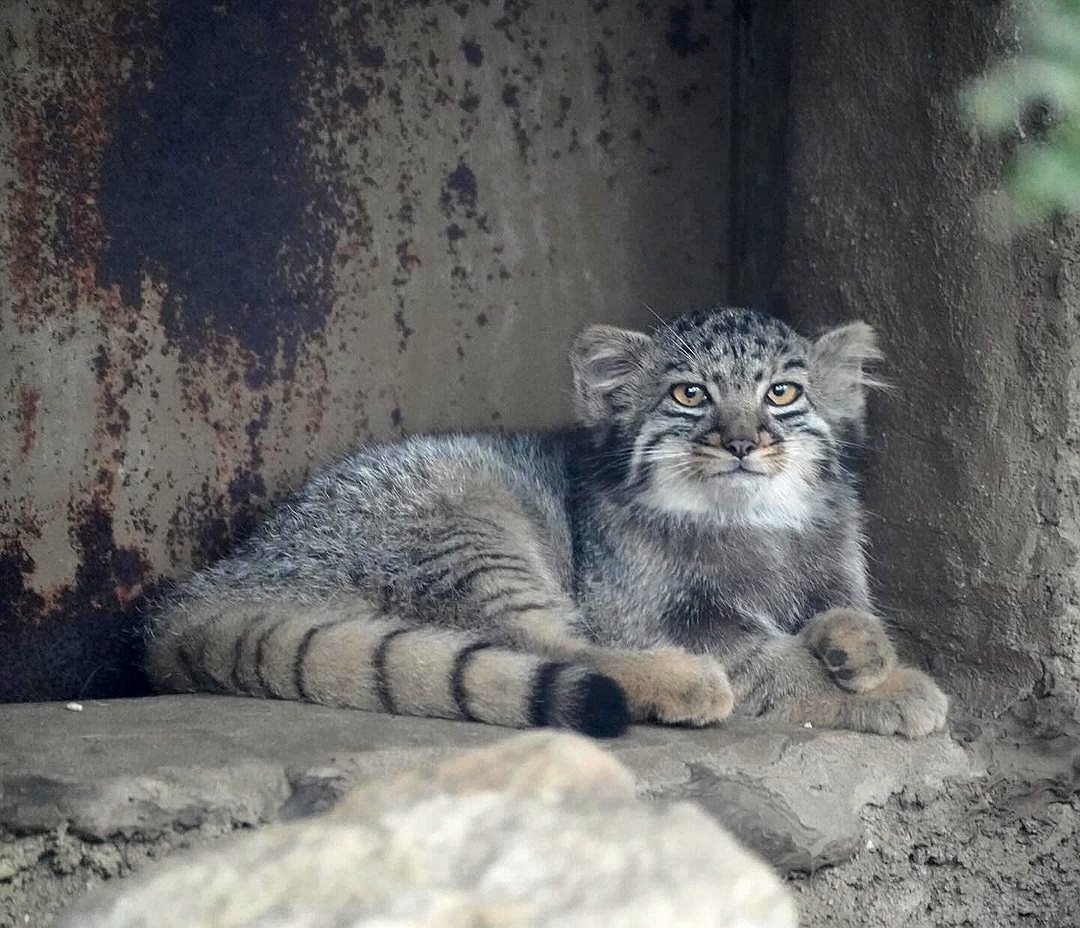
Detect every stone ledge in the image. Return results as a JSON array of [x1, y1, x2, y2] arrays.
[[0, 695, 975, 873]]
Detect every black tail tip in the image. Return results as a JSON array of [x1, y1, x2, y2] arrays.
[[570, 672, 631, 738]]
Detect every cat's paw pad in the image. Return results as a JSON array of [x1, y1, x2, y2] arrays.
[[613, 649, 734, 727], [857, 666, 949, 738], [804, 608, 897, 693]]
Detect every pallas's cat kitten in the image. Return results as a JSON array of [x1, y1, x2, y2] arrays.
[[148, 308, 947, 738]]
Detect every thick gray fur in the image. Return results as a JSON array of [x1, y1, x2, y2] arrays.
[[147, 307, 947, 738]]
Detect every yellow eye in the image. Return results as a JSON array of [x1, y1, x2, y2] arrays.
[[670, 383, 708, 408], [766, 382, 803, 407]]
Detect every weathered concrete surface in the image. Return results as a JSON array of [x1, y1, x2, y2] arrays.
[[0, 0, 743, 701], [0, 696, 972, 878], [780, 0, 1080, 715], [54, 732, 799, 928]]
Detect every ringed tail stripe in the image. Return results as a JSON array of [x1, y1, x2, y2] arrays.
[[450, 641, 495, 721], [528, 661, 570, 727], [177, 644, 201, 690], [373, 626, 413, 712], [254, 617, 289, 696], [232, 616, 266, 692], [230, 633, 246, 691], [193, 612, 224, 690], [293, 618, 354, 700], [188, 639, 223, 692]]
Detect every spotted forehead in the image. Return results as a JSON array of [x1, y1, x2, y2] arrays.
[[652, 308, 805, 380]]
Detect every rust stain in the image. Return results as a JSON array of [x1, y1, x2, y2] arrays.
[[7, 104, 46, 319], [0, 494, 156, 702], [396, 239, 423, 273], [65, 496, 154, 610], [3, 7, 125, 326], [0, 507, 46, 623], [15, 387, 40, 457]]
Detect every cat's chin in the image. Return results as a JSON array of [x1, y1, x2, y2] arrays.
[[637, 469, 819, 529]]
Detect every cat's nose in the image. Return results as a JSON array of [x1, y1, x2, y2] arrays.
[[725, 437, 758, 459]]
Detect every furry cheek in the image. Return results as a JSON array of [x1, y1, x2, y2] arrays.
[[771, 433, 831, 486]]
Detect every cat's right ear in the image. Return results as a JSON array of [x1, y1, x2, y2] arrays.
[[569, 325, 654, 426], [807, 321, 885, 423]]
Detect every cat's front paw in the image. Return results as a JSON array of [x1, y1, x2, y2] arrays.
[[604, 649, 734, 727], [852, 666, 949, 738], [802, 607, 897, 693]]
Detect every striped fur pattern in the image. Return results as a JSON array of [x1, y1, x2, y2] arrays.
[[148, 308, 947, 738]]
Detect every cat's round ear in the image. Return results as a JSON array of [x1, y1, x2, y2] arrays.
[[807, 321, 885, 421], [570, 325, 654, 426]]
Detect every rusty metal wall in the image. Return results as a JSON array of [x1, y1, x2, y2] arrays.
[[0, 0, 762, 700]]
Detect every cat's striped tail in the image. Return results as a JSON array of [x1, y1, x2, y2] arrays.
[[145, 599, 630, 737]]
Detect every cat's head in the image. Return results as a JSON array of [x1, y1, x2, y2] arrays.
[[569, 307, 882, 525]]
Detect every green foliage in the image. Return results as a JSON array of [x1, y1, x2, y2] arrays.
[[965, 0, 1080, 222]]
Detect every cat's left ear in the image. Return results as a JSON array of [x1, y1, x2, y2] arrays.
[[807, 321, 884, 422], [570, 325, 654, 427]]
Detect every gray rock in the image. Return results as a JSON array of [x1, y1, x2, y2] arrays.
[[0, 696, 974, 874], [0, 763, 289, 839], [55, 732, 799, 928], [635, 724, 975, 872], [666, 764, 862, 873]]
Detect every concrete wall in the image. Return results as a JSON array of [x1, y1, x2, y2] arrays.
[[781, 0, 1080, 716], [0, 0, 754, 700]]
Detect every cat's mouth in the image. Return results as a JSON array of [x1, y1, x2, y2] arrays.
[[691, 447, 781, 478], [706, 465, 770, 480], [711, 464, 766, 477]]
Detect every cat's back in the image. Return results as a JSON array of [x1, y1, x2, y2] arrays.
[[176, 429, 572, 604], [302, 429, 570, 521]]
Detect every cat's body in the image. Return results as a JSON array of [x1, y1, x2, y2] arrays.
[[148, 308, 948, 738]]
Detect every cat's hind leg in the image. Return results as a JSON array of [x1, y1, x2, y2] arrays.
[[409, 499, 733, 727]]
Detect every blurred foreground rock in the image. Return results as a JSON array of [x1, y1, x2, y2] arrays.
[[53, 731, 798, 928]]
